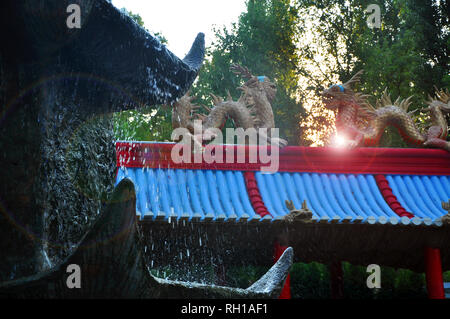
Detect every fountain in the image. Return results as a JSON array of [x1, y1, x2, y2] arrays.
[[0, 0, 292, 297]]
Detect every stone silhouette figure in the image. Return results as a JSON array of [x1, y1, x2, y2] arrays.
[[0, 0, 292, 297]]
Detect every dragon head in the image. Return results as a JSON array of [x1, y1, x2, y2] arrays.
[[321, 70, 364, 110], [427, 88, 450, 113], [230, 64, 277, 103], [246, 75, 278, 103]]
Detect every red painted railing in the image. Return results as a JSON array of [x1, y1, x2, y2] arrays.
[[116, 142, 450, 176]]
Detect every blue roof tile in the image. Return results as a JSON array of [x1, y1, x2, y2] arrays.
[[387, 175, 449, 223], [116, 167, 449, 226], [116, 167, 257, 221], [255, 172, 449, 226]]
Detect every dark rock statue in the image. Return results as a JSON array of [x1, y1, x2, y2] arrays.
[[0, 179, 293, 298], [0, 0, 292, 297]]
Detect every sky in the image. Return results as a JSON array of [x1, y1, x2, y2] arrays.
[[111, 0, 247, 58]]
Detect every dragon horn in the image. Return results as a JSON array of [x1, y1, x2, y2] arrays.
[[230, 64, 253, 79], [226, 90, 233, 101], [210, 93, 223, 105], [196, 114, 206, 121], [400, 96, 413, 112], [437, 88, 450, 103], [429, 87, 450, 104], [343, 69, 364, 89], [379, 89, 393, 106], [202, 105, 211, 113], [184, 91, 196, 102], [433, 85, 440, 95], [285, 200, 295, 211]]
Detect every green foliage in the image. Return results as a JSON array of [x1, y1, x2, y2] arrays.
[[121, 8, 145, 27], [342, 261, 376, 298], [356, 0, 448, 101], [290, 262, 331, 298], [225, 265, 270, 289], [289, 262, 429, 299], [444, 270, 450, 282], [341, 263, 428, 299], [113, 106, 173, 141]]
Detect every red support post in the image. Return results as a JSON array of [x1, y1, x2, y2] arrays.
[[274, 240, 291, 299], [424, 247, 445, 299]]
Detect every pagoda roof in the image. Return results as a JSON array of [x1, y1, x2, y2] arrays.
[[115, 142, 450, 227]]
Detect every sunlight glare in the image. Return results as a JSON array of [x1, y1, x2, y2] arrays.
[[333, 134, 348, 148]]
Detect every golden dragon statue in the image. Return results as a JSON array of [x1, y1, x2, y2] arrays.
[[321, 70, 450, 151], [171, 64, 287, 148]]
